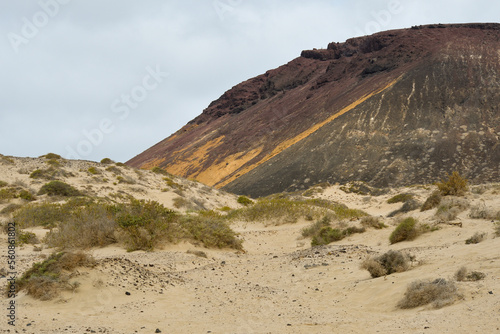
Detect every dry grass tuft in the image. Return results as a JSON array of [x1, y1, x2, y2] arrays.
[[421, 190, 442, 211], [398, 278, 460, 309], [454, 267, 486, 282], [465, 232, 487, 244], [360, 216, 386, 229]]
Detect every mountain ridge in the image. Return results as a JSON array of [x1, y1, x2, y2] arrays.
[[127, 23, 500, 197]]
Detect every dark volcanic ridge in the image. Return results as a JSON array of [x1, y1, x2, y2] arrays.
[[127, 23, 500, 197]]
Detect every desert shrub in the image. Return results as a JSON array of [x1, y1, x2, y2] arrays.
[[116, 175, 135, 184], [398, 278, 459, 309], [388, 199, 421, 217], [44, 204, 117, 249], [311, 226, 344, 246], [362, 250, 410, 278], [173, 197, 190, 209], [237, 196, 253, 206], [0, 181, 7, 188], [115, 199, 179, 251], [389, 217, 419, 244], [387, 193, 414, 204], [115, 162, 126, 167], [152, 166, 169, 175], [421, 191, 442, 211], [13, 252, 95, 300], [38, 181, 81, 197], [187, 250, 208, 258], [46, 159, 60, 167], [41, 153, 62, 160], [302, 216, 332, 238], [495, 222, 500, 237], [0, 187, 18, 202], [18, 190, 36, 201], [13, 203, 68, 228], [105, 166, 122, 174], [465, 232, 486, 244], [181, 215, 242, 250], [87, 167, 100, 175], [219, 206, 232, 212], [30, 169, 52, 180], [436, 171, 468, 196], [360, 216, 386, 229], [455, 267, 485, 282], [0, 204, 22, 215], [18, 231, 40, 245], [469, 203, 500, 220], [163, 177, 184, 190], [100, 158, 114, 164]]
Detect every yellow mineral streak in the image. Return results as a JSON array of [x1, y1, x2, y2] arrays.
[[214, 77, 401, 188]]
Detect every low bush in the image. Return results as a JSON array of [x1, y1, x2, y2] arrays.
[[0, 187, 18, 202], [302, 216, 332, 238], [360, 216, 386, 229], [181, 215, 242, 250], [421, 191, 442, 211], [237, 196, 253, 206], [0, 204, 22, 215], [18, 190, 36, 201], [361, 250, 410, 278], [388, 199, 421, 217], [13, 203, 68, 228], [41, 153, 62, 160], [87, 167, 100, 175], [152, 166, 169, 175], [100, 158, 114, 164], [387, 193, 414, 204], [13, 252, 95, 300], [18, 231, 40, 245], [436, 171, 468, 196], [45, 204, 117, 249], [38, 181, 81, 197], [389, 217, 419, 244], [306, 216, 365, 246], [311, 226, 344, 246], [398, 278, 459, 309], [0, 181, 7, 188], [465, 232, 486, 244]]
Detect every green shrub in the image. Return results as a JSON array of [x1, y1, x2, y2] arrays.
[[100, 158, 114, 164], [18, 231, 40, 245], [29, 167, 61, 180], [237, 196, 253, 206], [163, 177, 184, 190], [152, 166, 169, 175], [465, 232, 486, 244], [41, 153, 62, 160], [0, 181, 7, 188], [388, 199, 421, 217], [13, 203, 68, 228], [362, 250, 411, 278], [88, 167, 100, 175], [389, 217, 419, 244], [14, 252, 95, 300], [38, 181, 81, 197], [387, 193, 414, 204], [311, 226, 344, 246], [0, 204, 22, 215], [302, 216, 332, 238], [105, 166, 122, 174], [0, 187, 18, 201], [19, 190, 36, 201], [45, 204, 117, 249], [115, 199, 179, 251], [436, 171, 468, 196], [182, 216, 242, 250], [398, 279, 460, 309], [46, 159, 60, 167]]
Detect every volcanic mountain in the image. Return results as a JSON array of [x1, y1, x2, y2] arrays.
[[127, 23, 500, 197]]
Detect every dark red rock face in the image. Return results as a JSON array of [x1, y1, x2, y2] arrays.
[[127, 24, 500, 197]]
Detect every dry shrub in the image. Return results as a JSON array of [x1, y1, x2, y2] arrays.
[[398, 279, 460, 309], [388, 199, 421, 217], [436, 171, 468, 196], [360, 216, 386, 229], [421, 191, 442, 211], [387, 193, 414, 204], [361, 250, 410, 278], [44, 204, 117, 249], [455, 267, 485, 282], [465, 232, 487, 244], [469, 203, 500, 220], [187, 250, 208, 258]]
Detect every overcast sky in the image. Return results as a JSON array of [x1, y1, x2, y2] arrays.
[[1, 0, 498, 162]]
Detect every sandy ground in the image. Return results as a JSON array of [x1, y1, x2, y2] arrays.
[[0, 156, 499, 333]]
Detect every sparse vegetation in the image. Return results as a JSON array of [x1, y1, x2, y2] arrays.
[[100, 158, 114, 164], [469, 203, 500, 220], [360, 216, 386, 229], [454, 267, 485, 282], [495, 222, 500, 237], [303, 215, 365, 246], [18, 230, 40, 245], [18, 190, 36, 201], [388, 199, 421, 217], [398, 279, 460, 309], [13, 202, 68, 228], [237, 196, 253, 206], [389, 217, 419, 244], [0, 187, 18, 202], [0, 180, 7, 188], [173, 197, 190, 209], [105, 166, 122, 174], [152, 166, 169, 175], [187, 250, 208, 258], [361, 250, 411, 278], [12, 252, 95, 300], [41, 153, 62, 160], [88, 167, 100, 175], [387, 193, 414, 204], [0, 203, 22, 215], [38, 181, 81, 197], [421, 191, 442, 211], [436, 171, 468, 196], [164, 177, 184, 190], [465, 232, 486, 244], [181, 215, 242, 250]]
